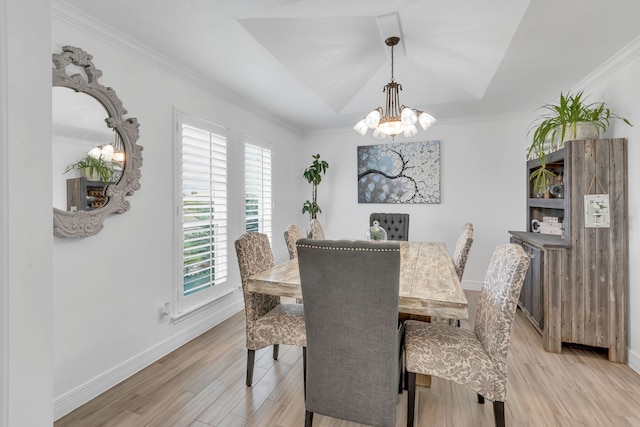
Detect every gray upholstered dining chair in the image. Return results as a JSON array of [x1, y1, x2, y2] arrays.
[[404, 243, 529, 427], [234, 232, 307, 387], [297, 238, 402, 427], [370, 213, 409, 241], [309, 218, 325, 239], [283, 224, 303, 260]]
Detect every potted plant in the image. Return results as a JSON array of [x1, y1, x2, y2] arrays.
[[529, 151, 557, 197], [302, 154, 329, 220], [64, 145, 116, 184], [527, 91, 632, 160]]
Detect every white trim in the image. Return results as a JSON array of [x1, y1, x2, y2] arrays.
[[170, 288, 236, 323], [53, 299, 243, 420], [52, 0, 299, 134], [629, 346, 640, 375], [461, 280, 483, 292], [574, 35, 640, 92], [0, 0, 9, 424]]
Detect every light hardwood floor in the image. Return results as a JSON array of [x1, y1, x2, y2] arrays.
[[55, 291, 640, 427]]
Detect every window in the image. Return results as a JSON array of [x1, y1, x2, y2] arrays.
[[176, 113, 228, 309], [244, 140, 272, 241]]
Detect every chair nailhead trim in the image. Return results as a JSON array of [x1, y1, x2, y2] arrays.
[[296, 244, 399, 252]]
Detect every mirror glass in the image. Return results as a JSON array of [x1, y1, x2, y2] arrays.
[[52, 87, 118, 211], [52, 45, 142, 238]]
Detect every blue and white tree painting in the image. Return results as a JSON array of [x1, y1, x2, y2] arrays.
[[357, 140, 440, 204]]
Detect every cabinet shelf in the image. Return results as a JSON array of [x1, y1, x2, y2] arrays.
[[527, 198, 564, 209]]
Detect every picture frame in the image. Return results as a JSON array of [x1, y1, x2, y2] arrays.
[[584, 194, 610, 228]]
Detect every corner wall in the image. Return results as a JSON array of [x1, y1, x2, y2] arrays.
[[3, 0, 54, 426]]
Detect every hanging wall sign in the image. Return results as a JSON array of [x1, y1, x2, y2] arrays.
[[584, 176, 610, 228]]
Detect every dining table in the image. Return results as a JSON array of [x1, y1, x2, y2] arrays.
[[247, 241, 469, 321]]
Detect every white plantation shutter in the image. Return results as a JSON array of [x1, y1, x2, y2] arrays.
[[181, 121, 228, 297], [244, 141, 272, 241]]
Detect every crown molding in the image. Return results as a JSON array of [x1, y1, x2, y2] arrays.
[[51, 0, 301, 135], [574, 35, 640, 91]]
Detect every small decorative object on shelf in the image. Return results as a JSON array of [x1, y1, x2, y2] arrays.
[[549, 174, 565, 198], [365, 220, 388, 241]]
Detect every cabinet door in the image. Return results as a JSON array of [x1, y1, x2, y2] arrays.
[[525, 243, 544, 331]]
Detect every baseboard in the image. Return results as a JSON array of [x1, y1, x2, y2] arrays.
[[53, 298, 244, 420], [461, 280, 483, 291], [629, 346, 640, 375]]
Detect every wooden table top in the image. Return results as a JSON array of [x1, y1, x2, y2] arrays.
[[247, 241, 469, 320]]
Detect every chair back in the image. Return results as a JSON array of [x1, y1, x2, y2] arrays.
[[309, 218, 325, 239], [234, 232, 280, 325], [283, 224, 303, 259], [369, 213, 409, 241], [474, 243, 529, 388], [297, 238, 401, 427], [452, 223, 474, 280]]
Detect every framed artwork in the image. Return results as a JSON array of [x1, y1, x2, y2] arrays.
[[584, 194, 610, 228], [357, 140, 440, 204]]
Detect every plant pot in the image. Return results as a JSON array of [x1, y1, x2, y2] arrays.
[[562, 122, 599, 143], [82, 168, 101, 181]]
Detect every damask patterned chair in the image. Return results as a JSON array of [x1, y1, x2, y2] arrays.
[[404, 243, 529, 427], [369, 213, 409, 241], [283, 224, 303, 260], [283, 224, 304, 303], [234, 232, 307, 387], [453, 223, 474, 280], [433, 223, 474, 326], [309, 218, 325, 239], [297, 238, 403, 427]]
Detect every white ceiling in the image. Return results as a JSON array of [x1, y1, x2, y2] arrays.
[[60, 0, 640, 133]]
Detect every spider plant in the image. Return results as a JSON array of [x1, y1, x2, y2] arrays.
[[64, 146, 115, 184], [527, 91, 632, 159]]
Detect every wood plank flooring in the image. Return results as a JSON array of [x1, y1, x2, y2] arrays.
[[55, 291, 640, 426]]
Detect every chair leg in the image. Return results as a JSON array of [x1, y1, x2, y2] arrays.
[[273, 344, 279, 360], [398, 322, 405, 394], [477, 393, 485, 404], [304, 410, 313, 427], [493, 401, 505, 427], [407, 372, 416, 427], [246, 349, 255, 387], [302, 347, 307, 400]]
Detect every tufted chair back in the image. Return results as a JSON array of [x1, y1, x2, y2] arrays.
[[370, 213, 409, 241], [297, 238, 402, 427]]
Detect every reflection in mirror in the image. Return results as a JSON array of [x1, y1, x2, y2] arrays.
[[52, 87, 116, 211], [52, 45, 142, 238]]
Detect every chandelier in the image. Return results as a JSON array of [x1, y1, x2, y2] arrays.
[[353, 37, 436, 139]]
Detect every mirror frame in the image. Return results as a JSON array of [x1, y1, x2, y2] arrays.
[[52, 46, 143, 238]]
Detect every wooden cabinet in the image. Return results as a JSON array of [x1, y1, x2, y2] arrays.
[[511, 238, 544, 332], [66, 177, 107, 211], [510, 138, 627, 363]]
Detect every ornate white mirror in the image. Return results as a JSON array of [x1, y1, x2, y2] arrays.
[[52, 46, 143, 238]]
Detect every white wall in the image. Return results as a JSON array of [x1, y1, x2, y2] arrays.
[[302, 115, 533, 289], [580, 39, 640, 372], [2, 0, 54, 426], [301, 39, 640, 373], [51, 9, 304, 419]]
